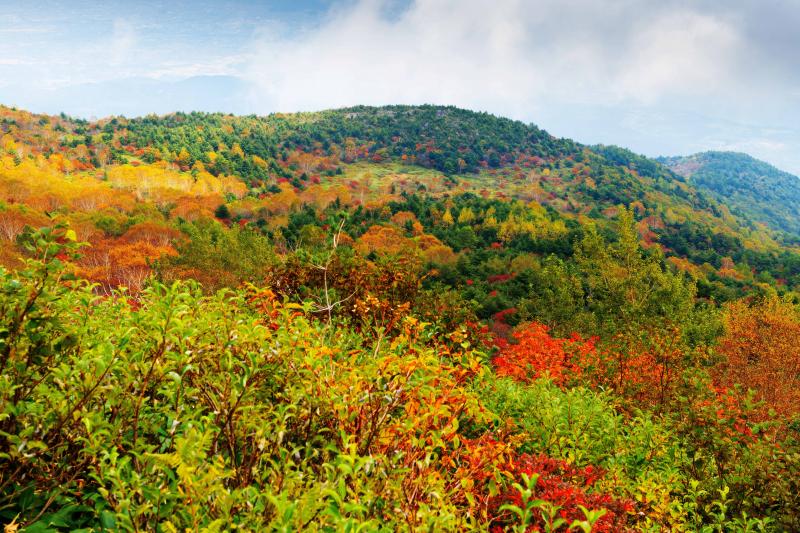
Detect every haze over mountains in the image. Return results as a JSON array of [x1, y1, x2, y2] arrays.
[[4, 1, 799, 176]]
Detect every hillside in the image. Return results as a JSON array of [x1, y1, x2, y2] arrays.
[[4, 104, 800, 298], [2, 104, 800, 531], [660, 151, 800, 238]]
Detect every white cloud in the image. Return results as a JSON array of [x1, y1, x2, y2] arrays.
[[0, 59, 35, 66], [617, 10, 740, 103], [245, 0, 541, 115], [109, 18, 137, 66], [142, 54, 250, 80], [244, 0, 743, 114]]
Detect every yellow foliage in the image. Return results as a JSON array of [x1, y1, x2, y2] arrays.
[[105, 164, 246, 202]]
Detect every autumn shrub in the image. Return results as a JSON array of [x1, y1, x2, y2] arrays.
[[667, 372, 800, 530], [266, 244, 425, 336], [492, 321, 597, 386], [590, 324, 704, 411], [715, 296, 800, 419], [488, 454, 634, 532], [0, 228, 514, 530], [162, 219, 277, 290], [476, 375, 690, 529], [1, 218, 797, 530]]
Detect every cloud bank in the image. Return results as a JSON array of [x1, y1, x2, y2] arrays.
[[247, 0, 743, 112]]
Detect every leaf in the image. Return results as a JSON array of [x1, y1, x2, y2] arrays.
[[99, 510, 116, 530]]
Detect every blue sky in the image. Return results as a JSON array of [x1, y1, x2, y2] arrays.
[[1, 0, 798, 174]]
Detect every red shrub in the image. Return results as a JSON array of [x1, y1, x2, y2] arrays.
[[492, 307, 518, 324], [488, 273, 515, 284], [493, 322, 597, 386], [489, 454, 634, 532]]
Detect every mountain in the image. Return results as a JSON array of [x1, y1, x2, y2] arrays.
[[3, 103, 799, 298], [3, 103, 800, 531], [659, 151, 800, 238]]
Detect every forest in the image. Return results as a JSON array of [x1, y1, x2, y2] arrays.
[[1, 104, 800, 531], [660, 151, 800, 239]]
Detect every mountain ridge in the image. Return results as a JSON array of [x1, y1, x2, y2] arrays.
[[2, 102, 799, 298], [659, 150, 800, 238]]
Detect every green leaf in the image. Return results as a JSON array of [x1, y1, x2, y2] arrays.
[[100, 509, 117, 530]]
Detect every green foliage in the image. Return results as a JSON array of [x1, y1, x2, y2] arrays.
[[0, 228, 500, 530], [477, 376, 684, 498], [575, 207, 696, 336], [661, 151, 800, 239], [4, 104, 800, 531], [164, 219, 276, 289]]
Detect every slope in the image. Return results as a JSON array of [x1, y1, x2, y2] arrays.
[[659, 151, 800, 239]]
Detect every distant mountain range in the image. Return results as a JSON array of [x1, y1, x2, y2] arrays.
[[659, 151, 800, 238]]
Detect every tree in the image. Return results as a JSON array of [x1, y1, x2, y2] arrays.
[[215, 203, 231, 220], [575, 206, 695, 337], [457, 207, 475, 224], [442, 208, 454, 226]]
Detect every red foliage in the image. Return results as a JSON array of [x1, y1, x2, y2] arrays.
[[493, 322, 597, 386], [690, 385, 757, 445], [489, 454, 634, 532], [713, 387, 755, 441], [487, 273, 515, 284], [492, 307, 517, 324]]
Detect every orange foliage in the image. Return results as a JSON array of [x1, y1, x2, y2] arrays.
[[718, 256, 744, 280], [122, 221, 184, 247], [602, 326, 687, 408], [493, 322, 597, 386], [170, 194, 224, 221], [667, 256, 701, 278], [264, 184, 301, 216], [390, 210, 419, 227], [78, 239, 178, 294], [355, 225, 414, 256], [285, 149, 338, 173], [716, 297, 800, 418], [0, 206, 48, 241]]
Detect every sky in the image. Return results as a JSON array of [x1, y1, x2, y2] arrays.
[[1, 0, 798, 174]]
